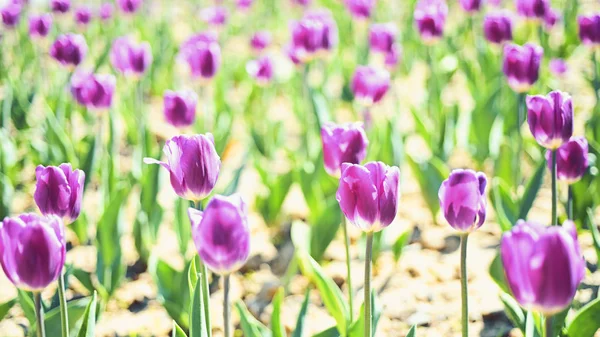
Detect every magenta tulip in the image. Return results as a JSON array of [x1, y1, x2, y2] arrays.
[[503, 43, 543, 93], [351, 66, 390, 106], [163, 90, 198, 127], [29, 14, 52, 38], [70, 71, 116, 110], [50, 33, 88, 68], [34, 164, 85, 225], [321, 122, 369, 177], [545, 137, 589, 184], [438, 169, 487, 233], [526, 90, 573, 150], [110, 36, 153, 77], [178, 32, 221, 80]]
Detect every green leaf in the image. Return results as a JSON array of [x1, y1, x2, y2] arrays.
[[172, 322, 189, 337], [499, 293, 525, 332], [76, 292, 97, 337], [312, 326, 340, 337], [0, 298, 15, 320], [235, 301, 272, 337], [175, 199, 192, 256], [490, 178, 518, 232], [151, 257, 191, 330], [71, 268, 95, 295], [188, 256, 199, 300], [406, 325, 417, 337], [567, 297, 600, 337], [406, 154, 449, 221], [189, 272, 208, 337], [392, 228, 412, 262], [587, 208, 600, 265], [291, 289, 310, 337], [518, 160, 546, 219], [43, 297, 92, 337], [17, 290, 35, 325], [271, 288, 286, 337], [489, 252, 510, 294], [348, 289, 381, 337]]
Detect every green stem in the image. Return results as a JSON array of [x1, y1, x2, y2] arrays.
[[552, 150, 558, 226], [341, 217, 354, 322], [567, 185, 573, 220], [516, 92, 526, 188], [195, 201, 212, 336], [460, 234, 469, 337], [34, 292, 46, 337], [58, 271, 69, 337], [223, 274, 231, 337], [364, 233, 374, 337], [545, 315, 554, 337]]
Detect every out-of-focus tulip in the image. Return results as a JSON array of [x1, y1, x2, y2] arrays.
[[344, 0, 377, 20], [545, 137, 589, 184], [369, 23, 397, 55], [178, 32, 221, 80], [526, 90, 573, 150], [321, 122, 369, 177], [515, 0, 549, 20], [549, 58, 567, 77], [502, 43, 543, 92], [34, 164, 85, 224], [246, 55, 274, 85], [116, 0, 142, 13], [110, 36, 153, 77], [544, 8, 560, 29], [438, 169, 487, 233], [483, 12, 513, 44], [414, 0, 448, 44], [501, 220, 585, 315], [292, 0, 311, 6], [1, 2, 21, 28], [163, 90, 198, 127], [50, 33, 88, 68], [75, 6, 92, 26], [460, 0, 482, 13], [289, 9, 338, 62], [0, 214, 66, 291], [188, 194, 250, 275], [29, 14, 52, 38], [99, 3, 114, 20], [385, 45, 401, 68], [237, 0, 253, 10], [351, 66, 390, 106], [51, 0, 70, 14], [250, 31, 271, 52], [578, 14, 600, 46], [144, 134, 221, 201], [200, 6, 228, 26], [70, 71, 116, 110]]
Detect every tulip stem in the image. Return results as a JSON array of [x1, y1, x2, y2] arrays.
[[342, 217, 354, 322], [551, 150, 558, 226], [364, 232, 374, 337], [223, 274, 231, 337], [34, 292, 46, 337], [460, 234, 469, 337], [545, 315, 554, 337], [516, 92, 526, 188], [567, 185, 573, 220], [195, 201, 212, 336], [58, 271, 69, 337]]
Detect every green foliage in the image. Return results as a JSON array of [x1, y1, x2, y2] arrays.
[[567, 297, 600, 337]]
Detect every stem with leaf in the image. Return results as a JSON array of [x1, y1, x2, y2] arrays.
[[515, 92, 526, 188], [342, 217, 354, 322], [551, 150, 558, 226], [460, 234, 469, 337], [34, 292, 46, 337], [58, 270, 69, 337], [195, 201, 212, 336], [223, 274, 231, 337], [364, 232, 374, 337], [545, 315, 554, 337]]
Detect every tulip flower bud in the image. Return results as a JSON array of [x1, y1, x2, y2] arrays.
[[163, 89, 198, 127], [549, 58, 567, 77], [289, 9, 338, 62], [501, 220, 585, 316], [502, 43, 543, 93], [544, 8, 559, 30], [344, 0, 377, 20], [1, 3, 21, 28], [515, 0, 549, 20], [578, 14, 600, 46], [369, 23, 397, 55], [50, 33, 88, 68], [29, 14, 52, 38], [483, 12, 513, 44], [75, 6, 92, 26], [545, 137, 589, 184], [0, 214, 66, 291], [117, 0, 142, 14], [351, 66, 391, 106], [144, 134, 221, 201], [337, 162, 400, 233], [237, 0, 253, 10], [246, 55, 274, 85], [414, 0, 448, 44], [438, 169, 487, 233], [110, 36, 153, 77], [292, 0, 311, 6], [527, 90, 573, 150], [188, 194, 250, 275], [34, 164, 85, 224], [321, 122, 369, 178], [200, 6, 228, 27], [99, 3, 114, 20], [70, 71, 116, 110], [178, 32, 221, 80], [460, 0, 482, 13], [250, 31, 271, 52], [51, 0, 70, 14]]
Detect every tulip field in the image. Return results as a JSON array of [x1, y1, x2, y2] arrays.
[[3, 0, 600, 336]]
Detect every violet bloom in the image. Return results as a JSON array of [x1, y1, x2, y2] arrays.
[[515, 0, 549, 20], [369, 23, 397, 55], [544, 8, 560, 30], [438, 169, 487, 233], [549, 58, 568, 77], [526, 90, 573, 150], [99, 3, 114, 20], [117, 0, 142, 13], [70, 71, 116, 110], [163, 89, 198, 127], [144, 134, 221, 201], [351, 66, 391, 106], [110, 37, 153, 77], [51, 0, 70, 14], [250, 31, 272, 52], [200, 6, 228, 27], [337, 161, 400, 233], [501, 220, 585, 315], [1, 2, 21, 28], [292, 0, 311, 6], [34, 164, 85, 224], [321, 122, 369, 177], [246, 55, 274, 85], [483, 12, 513, 44], [0, 214, 66, 291], [545, 137, 589, 184], [178, 32, 221, 80], [289, 9, 338, 62], [75, 6, 92, 26], [188, 194, 250, 275], [460, 0, 482, 13], [502, 43, 543, 93], [385, 45, 401, 68], [29, 14, 52, 38], [344, 0, 377, 20], [237, 0, 254, 10], [578, 14, 600, 46], [414, 0, 448, 44], [50, 34, 88, 68]]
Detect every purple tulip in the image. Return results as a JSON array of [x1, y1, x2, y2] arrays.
[[545, 137, 589, 184], [110, 37, 153, 77], [163, 90, 198, 127], [285, 44, 302, 65], [34, 164, 85, 224], [292, 0, 311, 6], [29, 14, 52, 38], [369, 23, 397, 55], [144, 134, 221, 201], [75, 6, 92, 26], [515, 0, 549, 20], [1, 3, 21, 28], [289, 9, 338, 62], [116, 0, 142, 13], [483, 12, 513, 44], [385, 45, 401, 68], [578, 14, 600, 46], [351, 66, 391, 106], [99, 3, 114, 20], [250, 31, 271, 52], [414, 0, 448, 44], [50, 34, 88, 68], [544, 8, 560, 29], [237, 0, 253, 10], [188, 194, 250, 275], [549, 58, 568, 77], [246, 55, 274, 85], [526, 90, 573, 150], [501, 220, 585, 315], [178, 32, 221, 80], [70, 71, 116, 110], [344, 0, 377, 20], [51, 0, 70, 14], [503, 43, 543, 93], [321, 122, 369, 177], [0, 214, 66, 291], [460, 0, 482, 13], [438, 169, 487, 233], [337, 162, 400, 232], [200, 6, 228, 26]]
